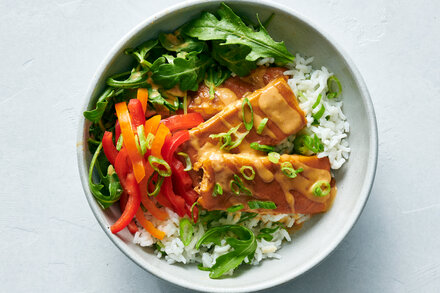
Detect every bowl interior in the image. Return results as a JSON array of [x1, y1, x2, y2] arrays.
[[77, 1, 377, 292]]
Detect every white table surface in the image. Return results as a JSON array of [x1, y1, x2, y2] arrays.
[[1, 0, 439, 292]]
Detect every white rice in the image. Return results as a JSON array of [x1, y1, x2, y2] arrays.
[[133, 53, 349, 272]]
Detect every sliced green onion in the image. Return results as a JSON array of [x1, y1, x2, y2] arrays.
[[137, 125, 148, 155], [197, 264, 211, 271], [280, 162, 303, 178], [256, 118, 268, 135], [327, 75, 342, 99], [190, 202, 199, 222], [212, 183, 223, 197], [134, 134, 142, 154], [177, 152, 192, 171], [145, 133, 155, 150], [240, 166, 255, 180], [293, 134, 324, 155], [248, 200, 277, 210], [238, 212, 258, 223], [312, 181, 331, 197], [147, 172, 164, 197], [179, 218, 194, 246], [242, 97, 254, 131], [148, 155, 172, 177], [230, 174, 252, 196], [312, 105, 325, 122], [268, 152, 280, 164], [312, 94, 322, 109], [116, 135, 123, 151], [227, 204, 244, 213], [209, 124, 249, 151], [250, 142, 275, 153]]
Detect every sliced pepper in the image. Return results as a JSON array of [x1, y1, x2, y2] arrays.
[[111, 173, 141, 234], [119, 191, 138, 234], [137, 88, 149, 114], [115, 102, 146, 183], [161, 113, 204, 132], [151, 123, 171, 158], [135, 209, 165, 240], [102, 131, 118, 166], [128, 99, 146, 128], [144, 115, 161, 135]]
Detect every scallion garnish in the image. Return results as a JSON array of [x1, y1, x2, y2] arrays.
[[116, 135, 123, 151], [230, 174, 252, 196], [227, 204, 244, 213], [312, 105, 325, 121], [248, 200, 277, 210], [147, 172, 164, 197], [209, 124, 249, 151], [250, 142, 275, 153], [327, 75, 342, 99], [293, 134, 324, 155], [183, 91, 188, 115], [268, 152, 280, 164], [146, 133, 155, 150], [312, 180, 331, 197], [179, 218, 194, 246], [312, 94, 322, 109], [137, 125, 148, 155], [177, 152, 192, 171], [280, 162, 304, 178], [256, 118, 268, 135], [242, 97, 254, 131], [212, 183, 223, 197], [190, 201, 199, 222], [240, 166, 255, 180], [148, 155, 172, 177]]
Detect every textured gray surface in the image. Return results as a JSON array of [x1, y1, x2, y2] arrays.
[[1, 0, 439, 292]]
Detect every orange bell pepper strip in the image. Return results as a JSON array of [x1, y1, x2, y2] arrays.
[[138, 178, 168, 221], [115, 102, 146, 183], [136, 209, 165, 240], [150, 123, 171, 158], [144, 115, 161, 135], [137, 88, 149, 114]]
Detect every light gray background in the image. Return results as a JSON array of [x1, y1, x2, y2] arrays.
[[1, 0, 439, 292]]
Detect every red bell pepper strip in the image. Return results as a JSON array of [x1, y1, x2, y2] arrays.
[[115, 102, 146, 183], [161, 113, 204, 132], [102, 131, 118, 166], [111, 173, 141, 234], [138, 177, 169, 221], [161, 130, 190, 162], [119, 191, 138, 234], [114, 148, 130, 185], [128, 99, 146, 128], [162, 177, 186, 217], [137, 88, 149, 114]]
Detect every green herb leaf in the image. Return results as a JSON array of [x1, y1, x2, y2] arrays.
[[83, 88, 123, 123], [88, 143, 123, 209], [204, 65, 231, 99], [107, 69, 149, 89], [151, 52, 213, 91], [184, 3, 294, 65], [238, 212, 258, 223], [159, 29, 206, 53], [211, 42, 257, 76], [248, 200, 277, 210], [196, 225, 257, 279], [124, 39, 158, 68], [179, 218, 194, 246]]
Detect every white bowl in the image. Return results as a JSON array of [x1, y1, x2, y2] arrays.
[[77, 0, 378, 291]]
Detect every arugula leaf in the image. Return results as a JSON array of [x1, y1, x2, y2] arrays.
[[151, 52, 213, 91], [124, 39, 158, 68], [88, 143, 123, 209], [183, 3, 294, 64], [211, 42, 257, 76], [196, 225, 257, 279], [84, 88, 123, 123], [159, 29, 206, 53], [204, 65, 231, 98], [106, 68, 149, 89]]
